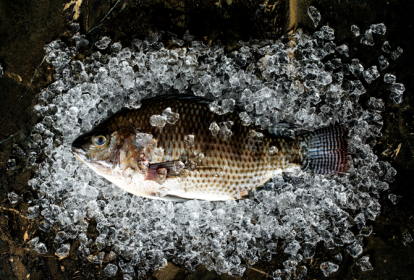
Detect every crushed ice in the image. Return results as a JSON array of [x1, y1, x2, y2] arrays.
[[5, 13, 406, 278]]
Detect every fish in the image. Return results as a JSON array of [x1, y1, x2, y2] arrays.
[[72, 95, 349, 201]]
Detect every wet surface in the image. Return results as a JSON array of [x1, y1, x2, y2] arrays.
[[0, 0, 413, 279]]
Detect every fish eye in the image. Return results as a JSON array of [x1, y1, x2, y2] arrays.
[[93, 135, 107, 147]]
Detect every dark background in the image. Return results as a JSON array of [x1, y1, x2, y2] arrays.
[[0, 0, 413, 279]]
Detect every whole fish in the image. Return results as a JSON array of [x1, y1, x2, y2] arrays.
[[72, 96, 349, 201]]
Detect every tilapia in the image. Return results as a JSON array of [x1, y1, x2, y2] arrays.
[[72, 95, 349, 201]]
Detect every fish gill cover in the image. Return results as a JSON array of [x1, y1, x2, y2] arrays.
[[7, 6, 409, 279]]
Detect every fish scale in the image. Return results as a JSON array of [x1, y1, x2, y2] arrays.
[[98, 97, 299, 200], [72, 96, 349, 201]]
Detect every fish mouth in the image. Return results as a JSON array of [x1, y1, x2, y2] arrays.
[[72, 140, 87, 162]]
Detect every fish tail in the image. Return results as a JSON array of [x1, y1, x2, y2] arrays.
[[299, 125, 349, 175]]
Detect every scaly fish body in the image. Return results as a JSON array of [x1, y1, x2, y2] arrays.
[[72, 96, 348, 201]]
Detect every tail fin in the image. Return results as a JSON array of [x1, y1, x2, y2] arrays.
[[299, 125, 349, 175]]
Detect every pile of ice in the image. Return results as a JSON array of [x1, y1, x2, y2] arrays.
[[8, 7, 406, 279]]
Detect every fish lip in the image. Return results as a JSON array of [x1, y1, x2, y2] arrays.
[[72, 145, 87, 163]]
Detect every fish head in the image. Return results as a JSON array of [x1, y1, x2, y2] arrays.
[[72, 129, 161, 197], [72, 129, 121, 176]]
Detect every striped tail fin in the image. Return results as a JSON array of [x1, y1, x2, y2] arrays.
[[299, 125, 349, 175]]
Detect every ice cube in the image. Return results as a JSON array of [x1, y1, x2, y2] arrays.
[[384, 74, 396, 84], [184, 135, 195, 146], [360, 29, 375, 46], [209, 122, 220, 137], [34, 242, 48, 254], [27, 206, 40, 219], [390, 47, 403, 60], [150, 115, 167, 129], [389, 83, 405, 95], [336, 44, 349, 57], [378, 55, 389, 70], [346, 242, 363, 258], [95, 36, 112, 50], [135, 133, 153, 146], [239, 112, 252, 126], [370, 23, 386, 35], [382, 41, 392, 53], [268, 146, 278, 156], [320, 262, 339, 277], [8, 192, 20, 204], [56, 243, 71, 258], [111, 42, 122, 53], [351, 25, 360, 37], [7, 159, 16, 171], [162, 107, 180, 124], [388, 194, 402, 205], [183, 30, 194, 41], [173, 161, 185, 173], [402, 232, 413, 246], [219, 121, 234, 140], [356, 256, 373, 271], [335, 252, 343, 263], [87, 252, 105, 264], [104, 263, 118, 277], [362, 66, 380, 84], [307, 6, 321, 27], [321, 26, 335, 41]]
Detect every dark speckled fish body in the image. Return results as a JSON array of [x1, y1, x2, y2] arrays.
[[72, 96, 349, 201]]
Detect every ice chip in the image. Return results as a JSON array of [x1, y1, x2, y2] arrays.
[[183, 30, 194, 41], [219, 121, 234, 140], [382, 41, 392, 53], [162, 107, 180, 124], [209, 99, 235, 115], [268, 146, 278, 156], [346, 242, 363, 258], [389, 83, 405, 95], [27, 206, 40, 219], [209, 122, 220, 137], [284, 240, 301, 255], [370, 23, 386, 35], [307, 6, 321, 27], [335, 252, 343, 263], [351, 25, 360, 36], [56, 243, 70, 258], [356, 256, 373, 271], [87, 252, 105, 264], [384, 74, 396, 84], [173, 161, 185, 173], [336, 44, 349, 57], [150, 115, 167, 129], [7, 159, 16, 171], [34, 242, 48, 254], [321, 26, 335, 41], [111, 42, 122, 53], [362, 66, 380, 84], [388, 194, 402, 205], [390, 47, 403, 60], [239, 112, 252, 126], [402, 232, 413, 246], [104, 263, 118, 277], [135, 133, 153, 146], [95, 36, 112, 50], [360, 29, 375, 46], [378, 55, 389, 70], [8, 192, 20, 204], [320, 262, 338, 277], [184, 135, 195, 146]]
